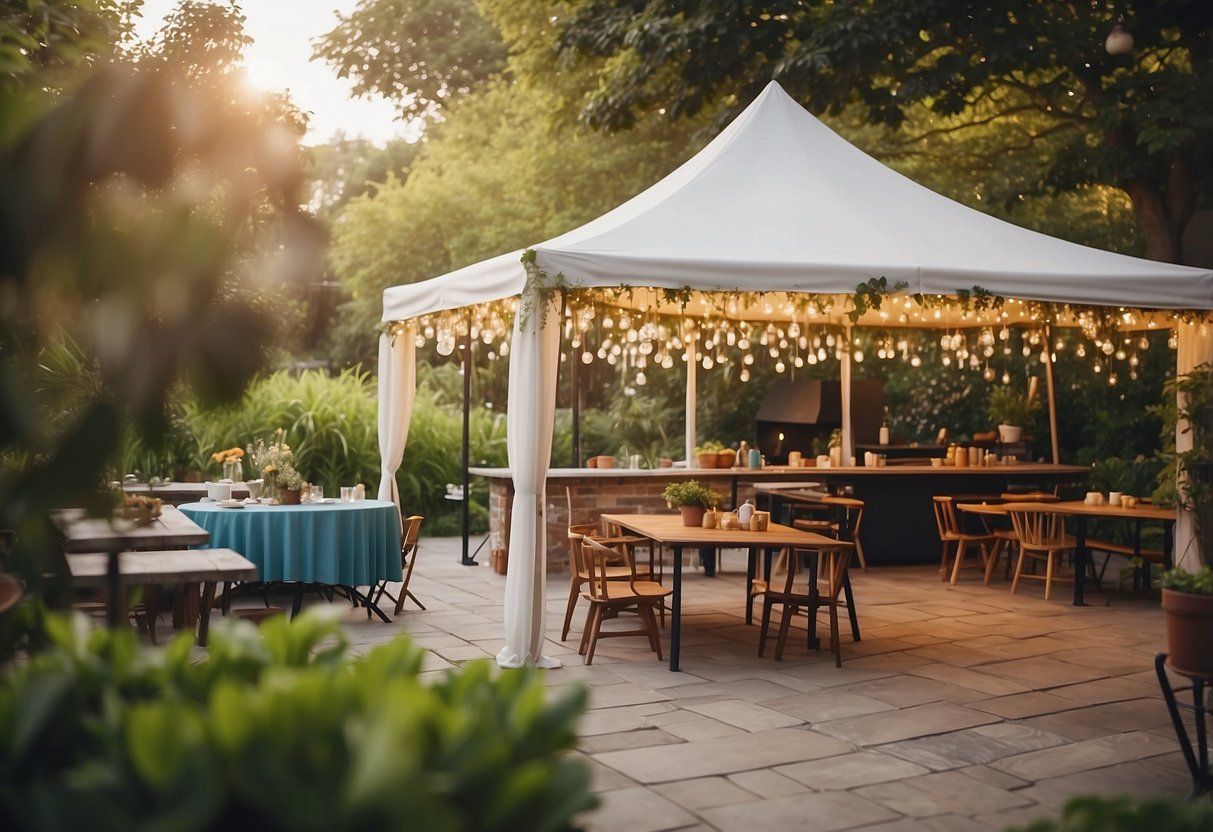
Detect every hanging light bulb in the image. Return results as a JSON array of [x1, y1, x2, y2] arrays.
[[1105, 15, 1134, 55], [983, 365, 995, 381], [910, 355, 922, 368], [1076, 344, 1087, 358], [1001, 372, 1011, 385], [740, 368, 750, 382], [776, 360, 786, 373], [635, 371, 646, 385]]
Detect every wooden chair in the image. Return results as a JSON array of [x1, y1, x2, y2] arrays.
[[577, 535, 671, 665], [372, 514, 425, 615], [756, 543, 854, 667], [985, 492, 1059, 584], [1006, 503, 1076, 600], [932, 496, 996, 584]]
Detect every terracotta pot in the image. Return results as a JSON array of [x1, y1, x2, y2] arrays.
[[717, 450, 736, 468], [679, 505, 706, 527], [1162, 588, 1213, 677], [696, 452, 718, 469], [280, 488, 302, 505], [587, 456, 598, 468], [597, 455, 616, 469]]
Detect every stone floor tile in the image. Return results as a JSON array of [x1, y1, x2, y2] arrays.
[[957, 764, 1032, 791], [1048, 676, 1161, 706], [909, 664, 1030, 696], [976, 656, 1113, 688], [726, 768, 809, 798], [652, 776, 759, 811], [661, 717, 748, 742], [815, 702, 999, 746], [990, 730, 1177, 781], [842, 674, 988, 707], [761, 689, 897, 723], [683, 698, 805, 731], [593, 727, 853, 784], [699, 790, 899, 832], [586, 682, 674, 710], [776, 750, 930, 790], [859, 815, 1001, 832], [1019, 698, 1174, 741], [665, 678, 806, 703], [877, 723, 1069, 771], [967, 691, 1077, 719], [579, 725, 686, 754], [581, 786, 697, 832], [574, 752, 639, 792], [855, 769, 1034, 817]]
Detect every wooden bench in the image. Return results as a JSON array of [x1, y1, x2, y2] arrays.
[[67, 548, 257, 645]]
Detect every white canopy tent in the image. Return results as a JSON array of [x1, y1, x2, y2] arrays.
[[380, 81, 1213, 667]]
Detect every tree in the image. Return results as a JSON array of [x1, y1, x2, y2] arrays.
[[311, 0, 508, 125], [548, 0, 1212, 263], [306, 136, 421, 220]]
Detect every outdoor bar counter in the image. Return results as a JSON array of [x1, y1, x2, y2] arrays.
[[472, 463, 1090, 570]]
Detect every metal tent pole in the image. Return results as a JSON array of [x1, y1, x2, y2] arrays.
[[461, 313, 476, 565]]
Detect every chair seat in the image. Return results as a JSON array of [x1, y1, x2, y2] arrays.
[[583, 580, 670, 602]]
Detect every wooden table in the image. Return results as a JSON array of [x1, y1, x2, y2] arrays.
[[957, 500, 1176, 605], [66, 548, 257, 645], [601, 513, 851, 671], [51, 505, 212, 627]]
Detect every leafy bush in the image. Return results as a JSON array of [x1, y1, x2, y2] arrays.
[[0, 609, 595, 831], [1006, 793, 1213, 831]]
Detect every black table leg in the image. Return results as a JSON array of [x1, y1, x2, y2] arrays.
[[806, 551, 821, 650], [671, 545, 683, 671], [1074, 517, 1088, 606], [843, 570, 861, 641], [699, 547, 716, 577], [745, 547, 756, 624]]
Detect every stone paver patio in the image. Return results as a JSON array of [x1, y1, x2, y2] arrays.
[[283, 537, 1195, 831]]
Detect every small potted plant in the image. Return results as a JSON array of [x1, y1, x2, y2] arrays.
[[987, 382, 1041, 444], [1157, 363, 1213, 677], [694, 441, 725, 469], [662, 480, 720, 527]]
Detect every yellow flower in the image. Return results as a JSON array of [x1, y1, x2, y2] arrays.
[[211, 451, 225, 463]]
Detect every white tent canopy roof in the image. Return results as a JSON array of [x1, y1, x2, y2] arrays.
[[383, 81, 1212, 323]]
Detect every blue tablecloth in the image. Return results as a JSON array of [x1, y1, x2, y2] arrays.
[[179, 501, 402, 585]]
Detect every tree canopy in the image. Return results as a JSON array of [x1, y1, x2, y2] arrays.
[[546, 0, 1212, 263], [311, 0, 508, 125]]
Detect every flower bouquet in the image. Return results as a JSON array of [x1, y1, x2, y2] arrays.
[[247, 431, 302, 503], [212, 446, 245, 482]]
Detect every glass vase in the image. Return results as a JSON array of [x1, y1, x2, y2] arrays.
[[222, 459, 242, 482]]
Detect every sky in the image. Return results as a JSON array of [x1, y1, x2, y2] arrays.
[[135, 0, 407, 145]]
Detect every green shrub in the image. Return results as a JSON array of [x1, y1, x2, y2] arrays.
[[1006, 793, 1213, 831], [0, 609, 595, 831]]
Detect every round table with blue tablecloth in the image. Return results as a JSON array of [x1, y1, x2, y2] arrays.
[[179, 500, 402, 587]]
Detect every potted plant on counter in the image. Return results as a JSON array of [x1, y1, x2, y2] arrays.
[[987, 381, 1041, 444], [662, 480, 720, 527], [1157, 363, 1213, 677]]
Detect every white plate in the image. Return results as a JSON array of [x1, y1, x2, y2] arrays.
[[219, 500, 245, 509]]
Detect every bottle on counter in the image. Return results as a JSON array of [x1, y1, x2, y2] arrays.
[[879, 408, 891, 446], [738, 499, 755, 528], [735, 441, 749, 469]]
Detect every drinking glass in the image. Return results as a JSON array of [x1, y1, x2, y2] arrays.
[[311, 485, 324, 502], [340, 486, 355, 502]]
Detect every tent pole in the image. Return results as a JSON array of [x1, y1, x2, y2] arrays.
[[840, 323, 854, 467], [1043, 323, 1060, 465], [461, 313, 476, 566], [684, 321, 697, 466], [571, 318, 581, 468]]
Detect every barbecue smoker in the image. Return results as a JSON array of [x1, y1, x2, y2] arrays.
[[754, 379, 885, 464]]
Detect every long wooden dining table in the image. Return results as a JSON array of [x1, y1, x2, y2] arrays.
[[957, 500, 1176, 605], [600, 513, 851, 671]]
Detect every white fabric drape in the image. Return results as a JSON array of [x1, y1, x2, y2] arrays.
[[840, 324, 854, 465], [377, 330, 415, 517], [497, 288, 562, 668], [1174, 323, 1213, 572], [684, 322, 697, 465]]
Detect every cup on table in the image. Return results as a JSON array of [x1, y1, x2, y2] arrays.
[[1084, 491, 1101, 505], [340, 486, 356, 503], [311, 485, 324, 502], [1122, 496, 1138, 509], [787, 451, 802, 467], [1109, 491, 1122, 506]]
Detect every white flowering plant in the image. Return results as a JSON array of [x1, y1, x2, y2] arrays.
[[247, 430, 303, 490]]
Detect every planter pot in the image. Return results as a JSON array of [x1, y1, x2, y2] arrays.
[[596, 455, 616, 469], [998, 424, 1023, 443], [280, 488, 302, 505], [696, 452, 718, 468], [1162, 588, 1213, 677], [717, 450, 736, 468], [679, 505, 706, 527]]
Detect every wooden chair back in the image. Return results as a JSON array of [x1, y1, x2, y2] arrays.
[[1005, 504, 1068, 552], [932, 496, 959, 539]]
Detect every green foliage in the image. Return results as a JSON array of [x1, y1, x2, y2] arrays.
[[312, 0, 508, 124], [1006, 793, 1213, 831], [0, 609, 595, 831], [987, 385, 1042, 428], [1152, 364, 1213, 568], [661, 479, 719, 509], [1160, 565, 1213, 596]]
